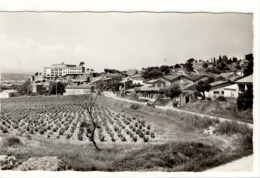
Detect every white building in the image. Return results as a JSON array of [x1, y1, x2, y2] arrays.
[[44, 62, 84, 79], [0, 90, 18, 98]]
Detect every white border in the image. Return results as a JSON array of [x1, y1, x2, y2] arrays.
[[0, 0, 259, 177]]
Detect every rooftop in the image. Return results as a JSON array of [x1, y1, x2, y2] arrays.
[[1, 89, 18, 94], [235, 75, 253, 84]]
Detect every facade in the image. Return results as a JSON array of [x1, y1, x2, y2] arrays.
[[223, 84, 239, 98], [205, 81, 234, 99], [64, 85, 94, 95], [44, 62, 84, 79], [0, 90, 18, 98]]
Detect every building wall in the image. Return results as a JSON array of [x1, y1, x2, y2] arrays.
[[64, 88, 91, 95], [0, 92, 10, 98], [205, 88, 225, 99], [132, 79, 143, 85], [224, 84, 239, 98], [44, 63, 83, 78]]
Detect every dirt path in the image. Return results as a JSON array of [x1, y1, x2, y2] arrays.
[[204, 155, 253, 172], [103, 92, 253, 129]]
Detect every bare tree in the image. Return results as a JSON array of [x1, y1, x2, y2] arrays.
[[81, 94, 101, 151]]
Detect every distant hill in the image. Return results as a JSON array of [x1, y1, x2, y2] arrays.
[[1, 73, 32, 81], [0, 66, 36, 75]]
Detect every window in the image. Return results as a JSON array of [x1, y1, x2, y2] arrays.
[[213, 91, 219, 94], [222, 91, 224, 95]]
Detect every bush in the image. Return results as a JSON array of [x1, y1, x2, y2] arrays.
[[237, 90, 253, 111], [216, 96, 226, 102], [2, 136, 23, 147], [130, 104, 141, 110], [215, 121, 252, 135]]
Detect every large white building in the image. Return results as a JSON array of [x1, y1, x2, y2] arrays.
[[43, 62, 84, 79]]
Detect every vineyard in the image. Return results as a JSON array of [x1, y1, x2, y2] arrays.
[[0, 96, 156, 143]]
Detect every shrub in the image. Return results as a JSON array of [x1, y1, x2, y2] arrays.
[[215, 121, 252, 135], [130, 104, 141, 110], [216, 96, 226, 102], [2, 136, 22, 147]]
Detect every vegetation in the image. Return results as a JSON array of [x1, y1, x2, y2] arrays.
[[196, 80, 211, 100], [0, 95, 253, 171], [237, 89, 253, 111], [48, 81, 66, 95], [180, 99, 253, 123], [164, 86, 182, 99]]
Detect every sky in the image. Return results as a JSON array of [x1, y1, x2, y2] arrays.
[[0, 12, 253, 73]]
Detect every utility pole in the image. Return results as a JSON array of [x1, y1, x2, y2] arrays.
[[164, 58, 167, 65], [55, 75, 58, 96]]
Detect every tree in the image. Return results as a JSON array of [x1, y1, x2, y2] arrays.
[[232, 57, 238, 63], [18, 81, 32, 95], [202, 62, 208, 68], [48, 82, 65, 95], [81, 94, 101, 151], [79, 62, 85, 66], [164, 86, 182, 99], [185, 62, 194, 73], [244, 53, 253, 77], [196, 80, 211, 100], [86, 77, 91, 83], [174, 64, 181, 69], [237, 89, 253, 111]]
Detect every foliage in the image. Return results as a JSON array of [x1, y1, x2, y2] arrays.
[[48, 82, 65, 95], [202, 62, 208, 68], [216, 96, 227, 102], [164, 86, 182, 99], [244, 53, 253, 77], [237, 89, 253, 111], [104, 68, 120, 74], [185, 58, 194, 73], [196, 81, 211, 99], [18, 81, 32, 95], [174, 64, 181, 68]]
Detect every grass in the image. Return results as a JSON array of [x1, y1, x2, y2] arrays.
[[180, 100, 253, 123], [0, 95, 254, 171], [0, 135, 252, 172]]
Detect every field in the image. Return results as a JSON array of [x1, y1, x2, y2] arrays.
[[0, 95, 253, 171]]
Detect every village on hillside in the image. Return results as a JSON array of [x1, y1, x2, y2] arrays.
[[0, 53, 253, 111]]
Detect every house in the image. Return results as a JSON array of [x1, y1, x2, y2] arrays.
[[0, 89, 18, 98], [205, 81, 234, 99], [223, 84, 239, 98], [235, 75, 253, 94], [130, 75, 144, 85], [64, 85, 94, 95], [147, 77, 171, 88]]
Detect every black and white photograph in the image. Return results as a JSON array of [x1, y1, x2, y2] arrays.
[[0, 0, 259, 177]]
